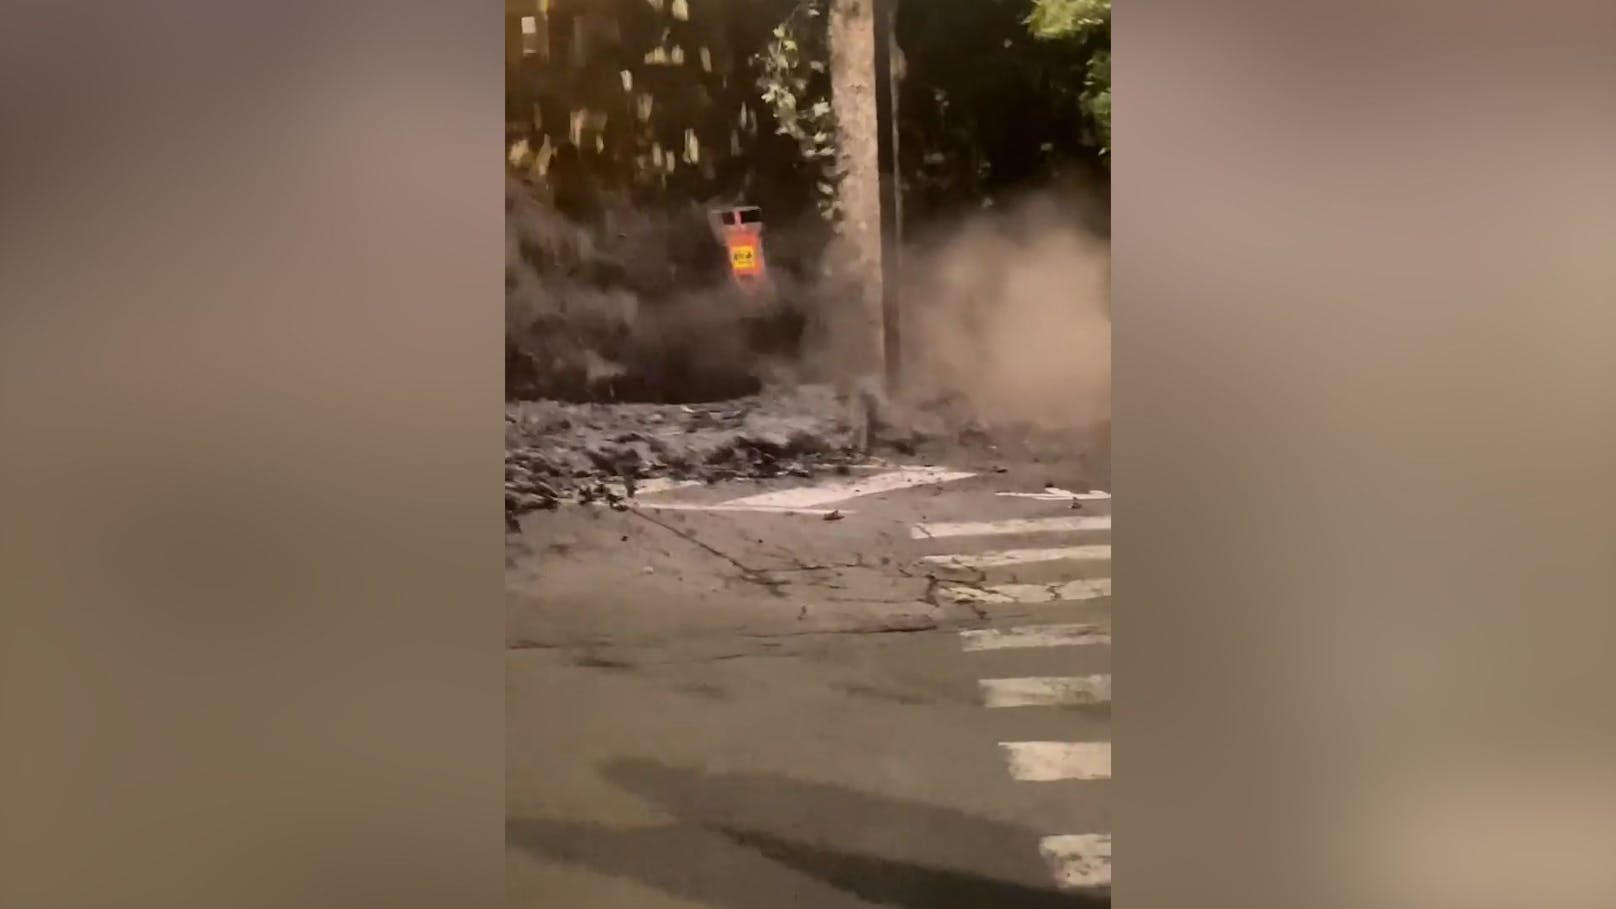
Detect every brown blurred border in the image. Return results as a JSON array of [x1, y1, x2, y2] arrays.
[[0, 3, 504, 908], [1118, 1, 1616, 906]]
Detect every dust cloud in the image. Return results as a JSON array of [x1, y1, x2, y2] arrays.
[[504, 179, 775, 403], [899, 187, 1111, 430], [506, 172, 1111, 424]]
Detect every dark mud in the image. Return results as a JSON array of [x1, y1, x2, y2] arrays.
[[504, 384, 864, 523], [503, 382, 1110, 529]]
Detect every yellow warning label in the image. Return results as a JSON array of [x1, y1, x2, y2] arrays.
[[729, 245, 758, 273]]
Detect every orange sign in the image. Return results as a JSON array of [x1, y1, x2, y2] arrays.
[[729, 244, 759, 275], [710, 206, 767, 288]]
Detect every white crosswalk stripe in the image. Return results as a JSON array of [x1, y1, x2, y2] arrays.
[[1000, 741, 1111, 781], [633, 465, 973, 515], [920, 544, 1110, 570], [1040, 834, 1112, 891], [635, 502, 851, 516], [979, 675, 1110, 708], [998, 488, 1111, 502], [911, 514, 1111, 540], [726, 467, 975, 509], [958, 623, 1110, 652], [941, 576, 1110, 606]]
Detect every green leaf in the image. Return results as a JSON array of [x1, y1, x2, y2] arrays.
[[1027, 0, 1110, 40]]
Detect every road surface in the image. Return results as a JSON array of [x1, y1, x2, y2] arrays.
[[507, 456, 1112, 907]]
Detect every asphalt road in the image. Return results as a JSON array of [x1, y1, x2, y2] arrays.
[[507, 454, 1112, 907]]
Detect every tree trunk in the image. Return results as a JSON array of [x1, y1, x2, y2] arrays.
[[828, 0, 884, 395]]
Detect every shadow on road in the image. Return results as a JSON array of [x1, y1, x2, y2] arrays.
[[507, 758, 1107, 908]]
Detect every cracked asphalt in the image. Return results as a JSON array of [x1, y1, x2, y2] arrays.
[[506, 443, 1111, 907]]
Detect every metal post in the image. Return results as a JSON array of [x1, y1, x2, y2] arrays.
[[872, 0, 901, 393]]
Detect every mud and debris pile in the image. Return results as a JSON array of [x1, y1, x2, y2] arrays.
[[504, 379, 1110, 528], [504, 384, 869, 522]]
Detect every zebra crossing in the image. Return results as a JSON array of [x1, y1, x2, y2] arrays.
[[627, 466, 1114, 893], [914, 495, 1113, 896]]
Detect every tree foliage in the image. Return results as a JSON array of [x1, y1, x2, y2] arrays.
[[1028, 0, 1109, 36], [505, 0, 1107, 230], [1027, 0, 1110, 161], [506, 0, 809, 214], [754, 0, 842, 221]]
